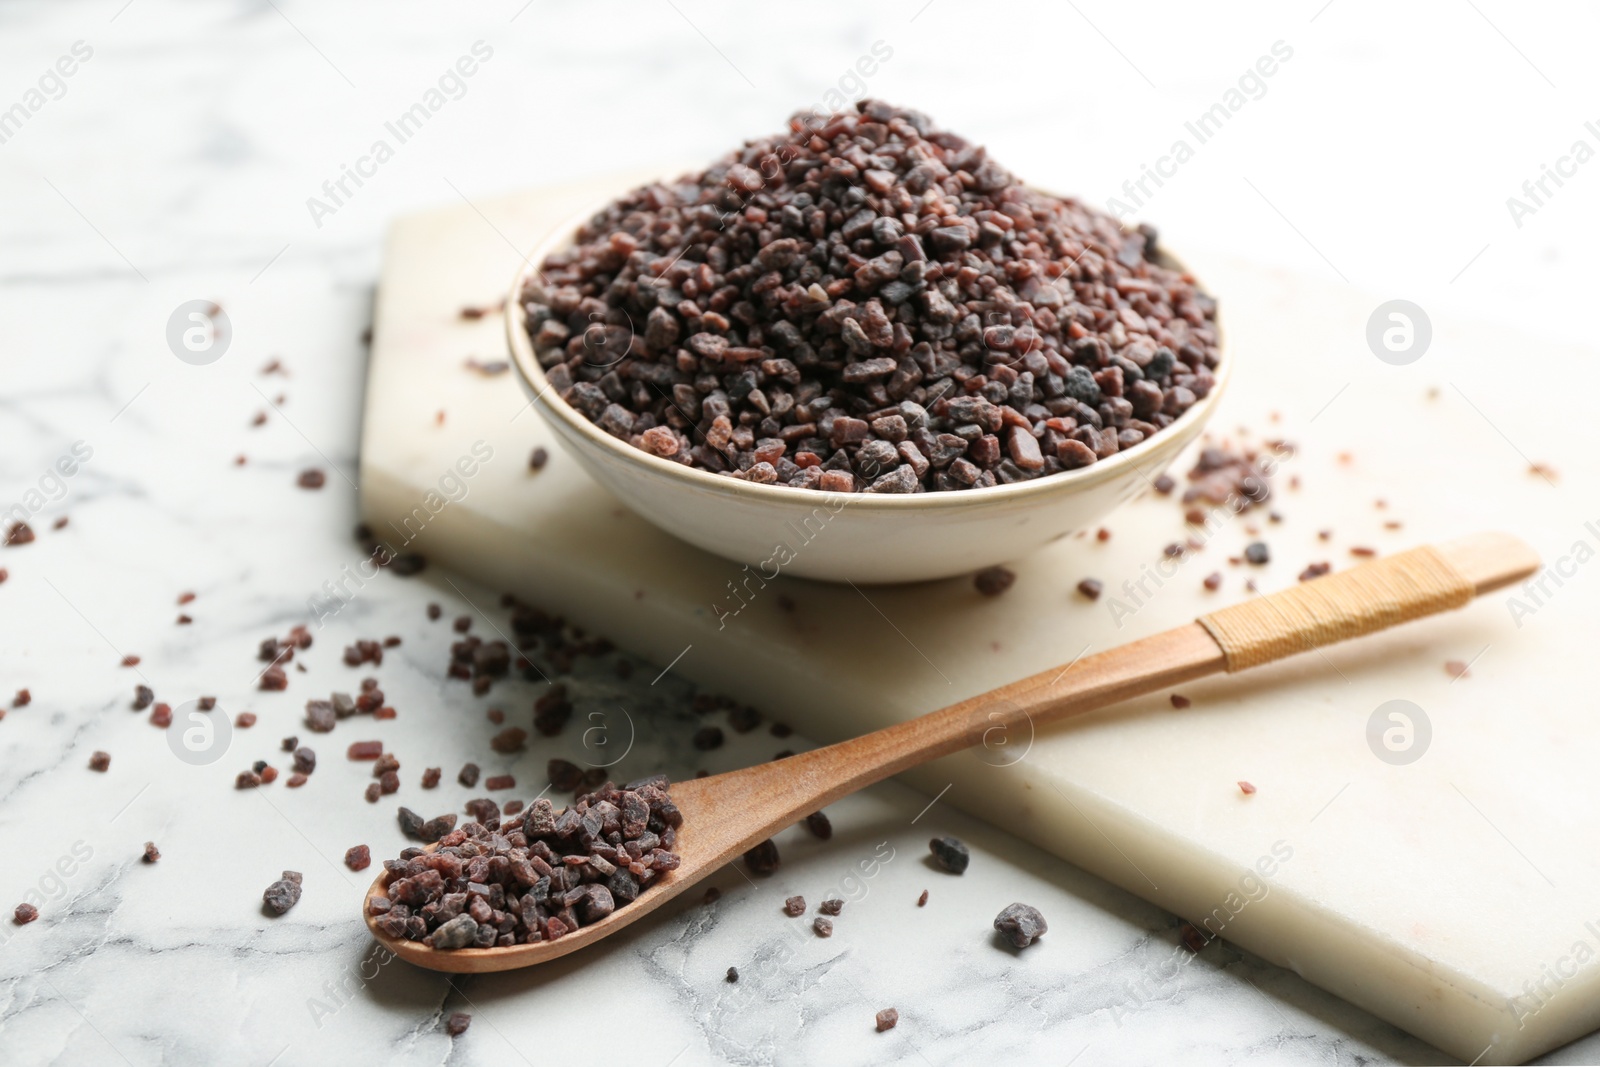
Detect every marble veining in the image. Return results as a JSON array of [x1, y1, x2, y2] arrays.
[[2, 1, 1598, 1064]]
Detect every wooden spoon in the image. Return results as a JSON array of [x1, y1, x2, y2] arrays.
[[366, 532, 1538, 973]]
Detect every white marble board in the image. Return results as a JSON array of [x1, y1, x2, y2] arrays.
[[361, 174, 1600, 1064]]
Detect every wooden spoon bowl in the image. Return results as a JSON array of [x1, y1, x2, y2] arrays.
[[366, 767, 789, 973]]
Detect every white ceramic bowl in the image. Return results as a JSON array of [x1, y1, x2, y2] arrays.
[[506, 203, 1229, 584]]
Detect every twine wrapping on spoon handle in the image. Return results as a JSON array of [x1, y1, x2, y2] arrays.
[[1197, 545, 1475, 672]]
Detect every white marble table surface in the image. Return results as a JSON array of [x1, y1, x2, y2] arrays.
[[2, 2, 1597, 1064]]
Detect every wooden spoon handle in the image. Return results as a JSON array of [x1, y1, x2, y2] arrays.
[[763, 532, 1539, 808]]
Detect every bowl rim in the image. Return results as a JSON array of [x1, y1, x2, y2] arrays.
[[505, 192, 1231, 513]]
